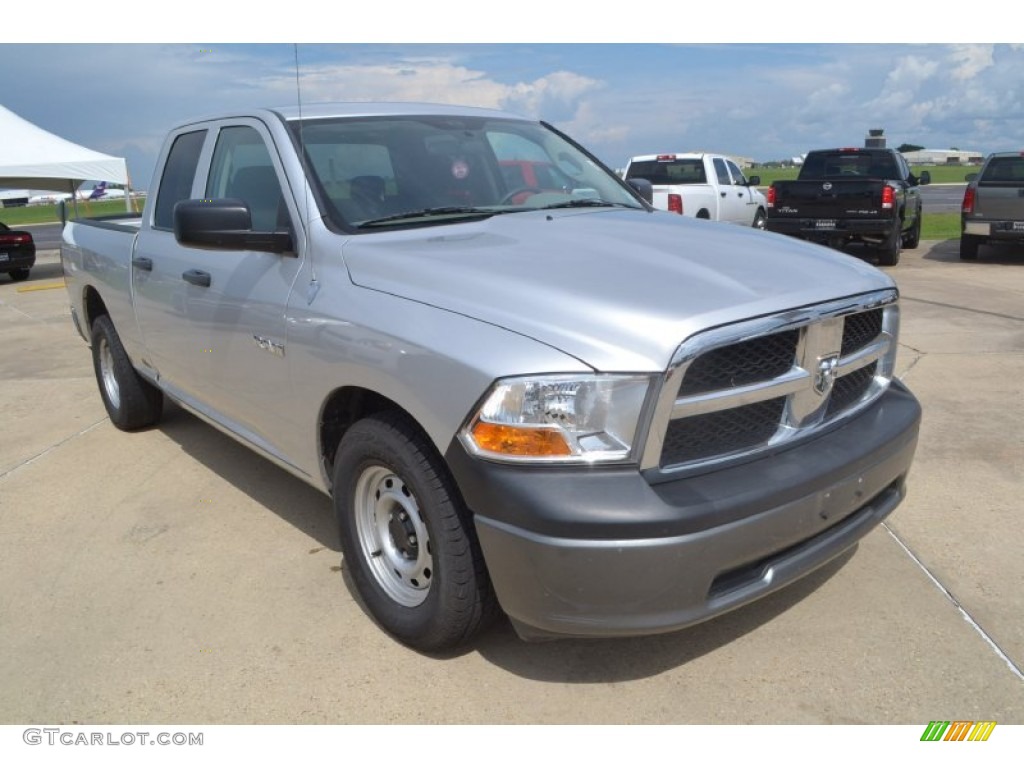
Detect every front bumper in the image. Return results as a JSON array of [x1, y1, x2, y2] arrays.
[[446, 380, 920, 640]]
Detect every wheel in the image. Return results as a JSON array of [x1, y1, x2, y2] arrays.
[[333, 412, 497, 651], [959, 234, 980, 260], [903, 210, 922, 249], [877, 225, 901, 266], [499, 187, 542, 205], [90, 315, 163, 430], [752, 208, 767, 230], [7, 268, 30, 282]]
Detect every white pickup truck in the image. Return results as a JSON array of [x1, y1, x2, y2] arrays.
[[624, 153, 767, 228], [61, 103, 920, 651]]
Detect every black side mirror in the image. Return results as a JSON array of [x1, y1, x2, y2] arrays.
[[918, 170, 931, 186], [627, 178, 654, 205], [174, 199, 293, 254], [748, 175, 761, 186]]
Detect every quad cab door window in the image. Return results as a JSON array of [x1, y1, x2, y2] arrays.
[[206, 125, 291, 233]]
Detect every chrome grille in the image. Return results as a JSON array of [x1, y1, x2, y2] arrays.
[[642, 290, 899, 474], [679, 330, 798, 396]]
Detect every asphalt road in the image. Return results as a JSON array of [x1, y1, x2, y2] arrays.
[[1, 243, 1021, 727]]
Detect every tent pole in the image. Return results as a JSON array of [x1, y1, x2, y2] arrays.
[[126, 170, 135, 213], [70, 179, 80, 219]]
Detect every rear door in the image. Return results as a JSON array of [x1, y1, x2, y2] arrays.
[[713, 157, 759, 224]]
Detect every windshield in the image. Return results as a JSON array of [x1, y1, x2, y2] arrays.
[[288, 114, 644, 229]]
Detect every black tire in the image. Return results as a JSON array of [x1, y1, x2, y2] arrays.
[[90, 315, 163, 430], [751, 208, 767, 230], [333, 412, 497, 651], [7, 268, 30, 282], [903, 210, 922, 249], [959, 234, 980, 260], [877, 225, 901, 266]]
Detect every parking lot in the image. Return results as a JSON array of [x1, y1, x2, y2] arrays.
[[1, 242, 1021, 724]]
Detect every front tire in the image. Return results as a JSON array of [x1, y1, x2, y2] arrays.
[[752, 208, 767, 230], [903, 210, 922, 249], [333, 412, 497, 651], [877, 225, 901, 266], [90, 315, 163, 430], [7, 268, 30, 282]]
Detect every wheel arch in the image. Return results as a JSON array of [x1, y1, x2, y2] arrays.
[[82, 285, 110, 332], [318, 386, 428, 495]]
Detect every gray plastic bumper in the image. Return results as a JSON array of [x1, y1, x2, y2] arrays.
[[449, 381, 920, 640]]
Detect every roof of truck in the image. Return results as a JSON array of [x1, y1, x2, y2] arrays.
[[273, 102, 529, 121], [171, 102, 533, 131]]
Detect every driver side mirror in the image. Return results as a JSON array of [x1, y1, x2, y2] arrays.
[[174, 199, 294, 254], [627, 178, 654, 205]]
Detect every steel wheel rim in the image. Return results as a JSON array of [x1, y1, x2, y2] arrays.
[[353, 465, 432, 607], [98, 337, 121, 410]]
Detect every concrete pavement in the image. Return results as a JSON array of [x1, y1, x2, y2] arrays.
[[1, 245, 1021, 724]]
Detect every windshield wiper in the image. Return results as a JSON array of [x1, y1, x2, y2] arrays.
[[538, 200, 639, 211], [357, 206, 496, 227]]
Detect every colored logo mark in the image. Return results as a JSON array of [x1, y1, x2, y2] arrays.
[[920, 721, 996, 742]]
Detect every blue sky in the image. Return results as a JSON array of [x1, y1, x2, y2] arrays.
[[2, 6, 1021, 190]]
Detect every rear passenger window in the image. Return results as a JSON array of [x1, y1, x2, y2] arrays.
[[713, 158, 731, 185], [153, 130, 206, 230]]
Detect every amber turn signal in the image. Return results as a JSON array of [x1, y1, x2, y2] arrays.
[[469, 420, 572, 457]]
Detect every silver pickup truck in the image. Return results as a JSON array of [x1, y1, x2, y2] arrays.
[[61, 103, 921, 651]]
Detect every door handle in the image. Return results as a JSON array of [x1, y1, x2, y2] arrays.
[[131, 256, 153, 271], [182, 269, 211, 287]]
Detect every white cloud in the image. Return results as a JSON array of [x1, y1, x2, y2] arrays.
[[948, 44, 994, 81]]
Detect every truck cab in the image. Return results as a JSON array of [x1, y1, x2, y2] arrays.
[[623, 153, 767, 227]]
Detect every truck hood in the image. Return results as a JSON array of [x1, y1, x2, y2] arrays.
[[342, 209, 894, 372]]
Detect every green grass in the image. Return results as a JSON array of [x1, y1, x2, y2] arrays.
[[750, 164, 976, 186], [920, 212, 961, 241], [0, 198, 144, 226]]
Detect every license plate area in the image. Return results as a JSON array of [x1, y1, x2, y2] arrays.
[[1013, 222, 1024, 232], [814, 219, 837, 230], [0, 253, 9, 261]]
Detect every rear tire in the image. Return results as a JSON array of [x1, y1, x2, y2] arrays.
[[91, 315, 164, 430], [959, 234, 980, 260], [333, 412, 498, 651], [7, 268, 30, 282]]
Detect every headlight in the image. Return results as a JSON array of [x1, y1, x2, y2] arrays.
[[460, 374, 653, 464]]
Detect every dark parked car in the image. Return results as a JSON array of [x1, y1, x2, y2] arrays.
[[961, 151, 1024, 260], [0, 221, 35, 281]]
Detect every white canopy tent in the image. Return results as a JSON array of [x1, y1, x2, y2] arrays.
[[0, 104, 131, 209]]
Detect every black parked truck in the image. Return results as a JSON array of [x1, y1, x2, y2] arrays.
[[765, 148, 929, 266]]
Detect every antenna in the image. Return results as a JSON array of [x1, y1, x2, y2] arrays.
[[294, 43, 320, 301]]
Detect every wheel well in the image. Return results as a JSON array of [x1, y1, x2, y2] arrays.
[[696, 209, 710, 219], [319, 387, 418, 492], [83, 286, 109, 331]]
